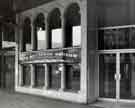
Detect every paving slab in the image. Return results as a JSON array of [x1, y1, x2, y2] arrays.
[[1, 90, 135, 108], [0, 91, 100, 108], [90, 101, 135, 108]]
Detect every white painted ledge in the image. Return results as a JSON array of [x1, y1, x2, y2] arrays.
[[15, 87, 87, 103]]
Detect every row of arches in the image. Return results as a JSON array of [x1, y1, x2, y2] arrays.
[[22, 3, 81, 51]]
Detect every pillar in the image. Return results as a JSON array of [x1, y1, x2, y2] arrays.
[[30, 64, 35, 88], [1, 53, 4, 88], [43, 64, 49, 89], [43, 16, 50, 89], [61, 14, 66, 48], [131, 55, 135, 96], [18, 64, 23, 86], [15, 14, 24, 88], [59, 14, 66, 91], [0, 25, 2, 49], [60, 64, 66, 91], [0, 26, 2, 88], [19, 21, 23, 52], [45, 18, 49, 49], [86, 0, 97, 103], [15, 14, 20, 89], [31, 19, 35, 51]]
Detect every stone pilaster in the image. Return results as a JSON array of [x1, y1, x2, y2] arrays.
[[30, 64, 35, 88], [60, 64, 66, 91], [18, 64, 23, 86], [61, 14, 66, 47], [45, 18, 50, 49], [43, 64, 49, 89], [31, 21, 35, 51]]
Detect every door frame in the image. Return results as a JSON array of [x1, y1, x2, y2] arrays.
[[98, 49, 135, 102]]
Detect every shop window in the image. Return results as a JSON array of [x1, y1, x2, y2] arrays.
[[35, 64, 45, 88], [22, 18, 31, 51], [65, 3, 81, 47], [34, 13, 46, 50], [48, 8, 62, 49], [22, 65, 31, 86], [49, 64, 61, 90], [66, 63, 80, 92]]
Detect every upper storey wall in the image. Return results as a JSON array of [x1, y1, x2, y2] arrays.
[[17, 0, 86, 25], [16, 0, 54, 12], [97, 0, 135, 27]]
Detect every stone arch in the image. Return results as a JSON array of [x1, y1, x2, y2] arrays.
[[34, 13, 45, 30], [48, 8, 61, 29], [47, 8, 62, 49], [33, 13, 46, 50], [64, 3, 81, 47], [22, 17, 31, 51]]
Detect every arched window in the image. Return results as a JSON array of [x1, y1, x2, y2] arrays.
[[34, 13, 46, 50], [2, 23, 15, 49], [48, 8, 62, 49], [65, 3, 81, 47], [22, 18, 31, 51]]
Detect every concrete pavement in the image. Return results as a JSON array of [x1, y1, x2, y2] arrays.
[[0, 90, 99, 108], [1, 90, 135, 108]]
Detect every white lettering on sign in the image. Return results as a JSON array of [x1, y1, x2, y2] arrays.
[[20, 48, 80, 61]]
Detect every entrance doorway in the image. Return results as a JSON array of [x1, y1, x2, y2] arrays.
[[99, 51, 135, 101], [0, 51, 15, 92]]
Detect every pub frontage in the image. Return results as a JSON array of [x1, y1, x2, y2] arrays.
[[4, 0, 135, 104], [15, 0, 88, 103]]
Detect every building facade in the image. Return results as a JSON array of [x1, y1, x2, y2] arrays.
[[15, 0, 88, 103], [12, 0, 135, 104]]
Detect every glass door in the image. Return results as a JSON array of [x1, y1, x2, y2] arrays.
[[99, 52, 135, 100], [120, 53, 135, 99], [99, 54, 116, 98]]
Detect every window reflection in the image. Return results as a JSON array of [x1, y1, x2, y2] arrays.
[[34, 64, 45, 88], [49, 64, 61, 90], [98, 28, 135, 50], [118, 53, 135, 99], [99, 54, 116, 98], [66, 63, 80, 92], [22, 65, 31, 86], [129, 28, 135, 48]]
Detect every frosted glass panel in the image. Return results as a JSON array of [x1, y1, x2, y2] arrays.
[[72, 26, 81, 46], [2, 41, 16, 48], [52, 28, 62, 48], [37, 29, 46, 50]]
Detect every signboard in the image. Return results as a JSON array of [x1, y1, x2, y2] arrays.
[[19, 48, 81, 63]]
